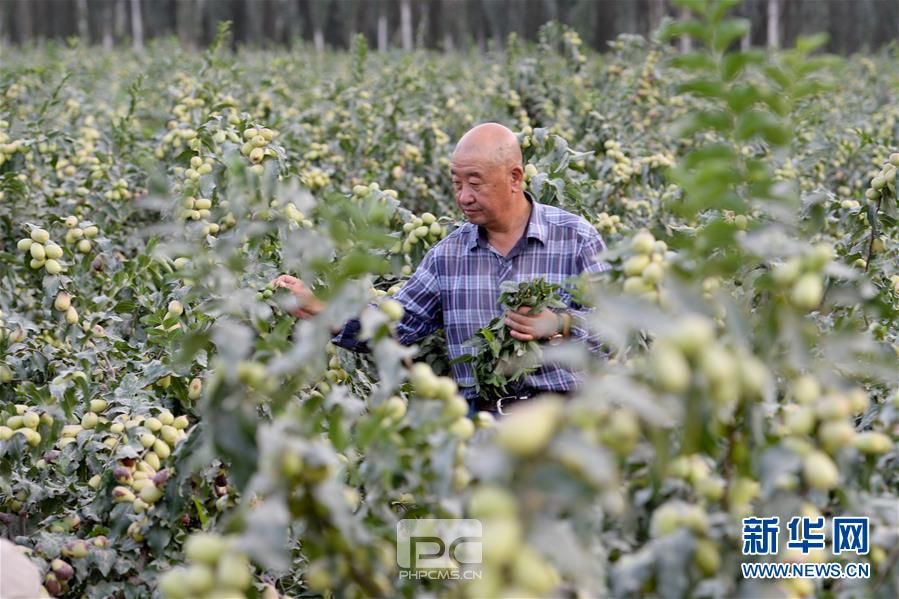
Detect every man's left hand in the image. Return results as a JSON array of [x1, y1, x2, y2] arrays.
[[505, 306, 560, 341]]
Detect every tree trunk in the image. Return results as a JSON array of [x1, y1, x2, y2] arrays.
[[424, 0, 439, 49], [31, 0, 44, 43], [767, 0, 781, 49], [177, 0, 191, 47], [307, 0, 329, 51], [796, 0, 829, 38], [377, 5, 387, 51], [400, 0, 412, 50], [47, 0, 66, 39], [204, 0, 233, 47], [76, 0, 90, 42], [615, 0, 637, 36], [15, 0, 34, 43], [648, 0, 667, 36], [507, 0, 526, 39], [678, 6, 691, 52], [482, 0, 505, 48], [283, 0, 302, 47], [245, 0, 265, 47], [588, 0, 612, 50], [115, 0, 127, 42], [102, 0, 114, 48], [196, 0, 208, 45], [441, 0, 462, 51], [130, 0, 143, 51], [272, 0, 285, 43], [734, 0, 750, 50], [873, 0, 899, 54], [338, 0, 360, 47], [416, 1, 428, 48], [542, 0, 558, 21]]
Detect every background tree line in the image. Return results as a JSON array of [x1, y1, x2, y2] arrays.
[[1, 0, 896, 54]]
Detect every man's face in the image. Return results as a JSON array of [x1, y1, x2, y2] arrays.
[[450, 153, 517, 230]]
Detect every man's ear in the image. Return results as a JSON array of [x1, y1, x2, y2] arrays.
[[510, 164, 524, 192]]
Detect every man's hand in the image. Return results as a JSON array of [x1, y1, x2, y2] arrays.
[[504, 306, 561, 342], [271, 274, 326, 319]]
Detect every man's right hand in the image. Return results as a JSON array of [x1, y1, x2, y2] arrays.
[[271, 274, 326, 319]]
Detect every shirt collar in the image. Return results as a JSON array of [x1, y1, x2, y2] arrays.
[[467, 191, 547, 251]]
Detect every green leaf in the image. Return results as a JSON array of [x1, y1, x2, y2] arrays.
[[712, 18, 750, 52], [672, 0, 709, 17], [147, 525, 172, 557], [659, 20, 711, 45], [327, 407, 350, 452], [735, 111, 790, 146], [112, 300, 138, 313], [174, 330, 211, 365], [193, 497, 209, 527], [672, 110, 734, 137], [795, 33, 829, 55], [721, 50, 764, 81], [792, 80, 826, 100], [90, 548, 117, 577], [709, 0, 741, 24], [669, 53, 717, 73], [726, 83, 763, 113], [677, 78, 726, 99], [680, 144, 738, 170], [760, 91, 791, 116], [763, 64, 792, 89], [336, 252, 390, 280]]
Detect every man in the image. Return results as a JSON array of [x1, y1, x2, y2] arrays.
[[274, 123, 606, 413]]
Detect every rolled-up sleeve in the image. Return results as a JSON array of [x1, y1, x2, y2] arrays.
[[568, 230, 608, 351], [393, 249, 444, 345], [331, 249, 444, 352], [330, 317, 369, 353]]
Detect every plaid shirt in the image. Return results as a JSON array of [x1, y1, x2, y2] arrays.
[[332, 194, 608, 401]]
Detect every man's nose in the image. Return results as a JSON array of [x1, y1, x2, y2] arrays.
[[457, 186, 475, 204]]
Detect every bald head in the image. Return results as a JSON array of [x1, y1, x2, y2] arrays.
[[450, 123, 529, 234], [452, 123, 522, 169]]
